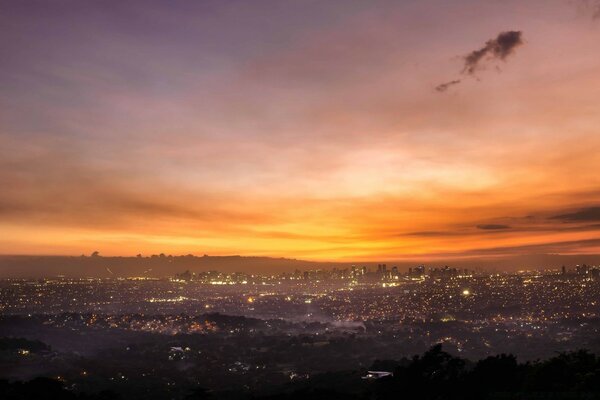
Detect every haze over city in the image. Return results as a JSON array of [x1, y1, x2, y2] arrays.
[[2, 0, 600, 265]]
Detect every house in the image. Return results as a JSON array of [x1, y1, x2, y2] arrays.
[[362, 370, 393, 380]]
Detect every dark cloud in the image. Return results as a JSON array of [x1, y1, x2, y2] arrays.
[[550, 206, 600, 222], [463, 237, 600, 256], [436, 30, 523, 93], [463, 31, 523, 75], [435, 79, 461, 92], [477, 224, 511, 230], [426, 238, 600, 258]]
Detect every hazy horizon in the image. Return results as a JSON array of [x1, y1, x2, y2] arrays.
[[1, 252, 599, 278]]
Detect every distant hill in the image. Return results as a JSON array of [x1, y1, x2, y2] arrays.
[[0, 253, 599, 278], [0, 254, 343, 278]]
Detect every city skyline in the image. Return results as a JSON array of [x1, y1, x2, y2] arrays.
[[2, 0, 600, 263]]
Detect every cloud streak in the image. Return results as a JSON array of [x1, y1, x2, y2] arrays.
[[550, 206, 600, 222], [477, 224, 511, 230], [436, 30, 524, 92], [435, 79, 461, 92], [462, 31, 524, 75]]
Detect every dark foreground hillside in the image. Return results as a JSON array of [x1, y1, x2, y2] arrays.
[[3, 345, 600, 400]]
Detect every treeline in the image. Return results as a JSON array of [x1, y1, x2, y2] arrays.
[[3, 345, 600, 399], [263, 345, 600, 400], [368, 344, 600, 400], [0, 378, 118, 400]]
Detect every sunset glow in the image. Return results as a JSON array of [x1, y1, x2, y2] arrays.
[[2, 0, 600, 262]]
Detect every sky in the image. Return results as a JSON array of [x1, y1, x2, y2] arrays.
[[1, 0, 600, 262]]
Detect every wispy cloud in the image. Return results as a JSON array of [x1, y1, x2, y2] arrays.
[[477, 224, 511, 230], [435, 79, 461, 92], [550, 206, 600, 222], [463, 31, 524, 75], [436, 30, 524, 92]]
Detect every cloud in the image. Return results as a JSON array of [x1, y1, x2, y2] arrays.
[[435, 79, 461, 92], [435, 30, 523, 93], [477, 224, 511, 230], [457, 237, 600, 257], [463, 31, 524, 75], [550, 206, 600, 222]]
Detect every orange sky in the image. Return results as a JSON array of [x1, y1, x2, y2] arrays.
[[1, 0, 600, 262]]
